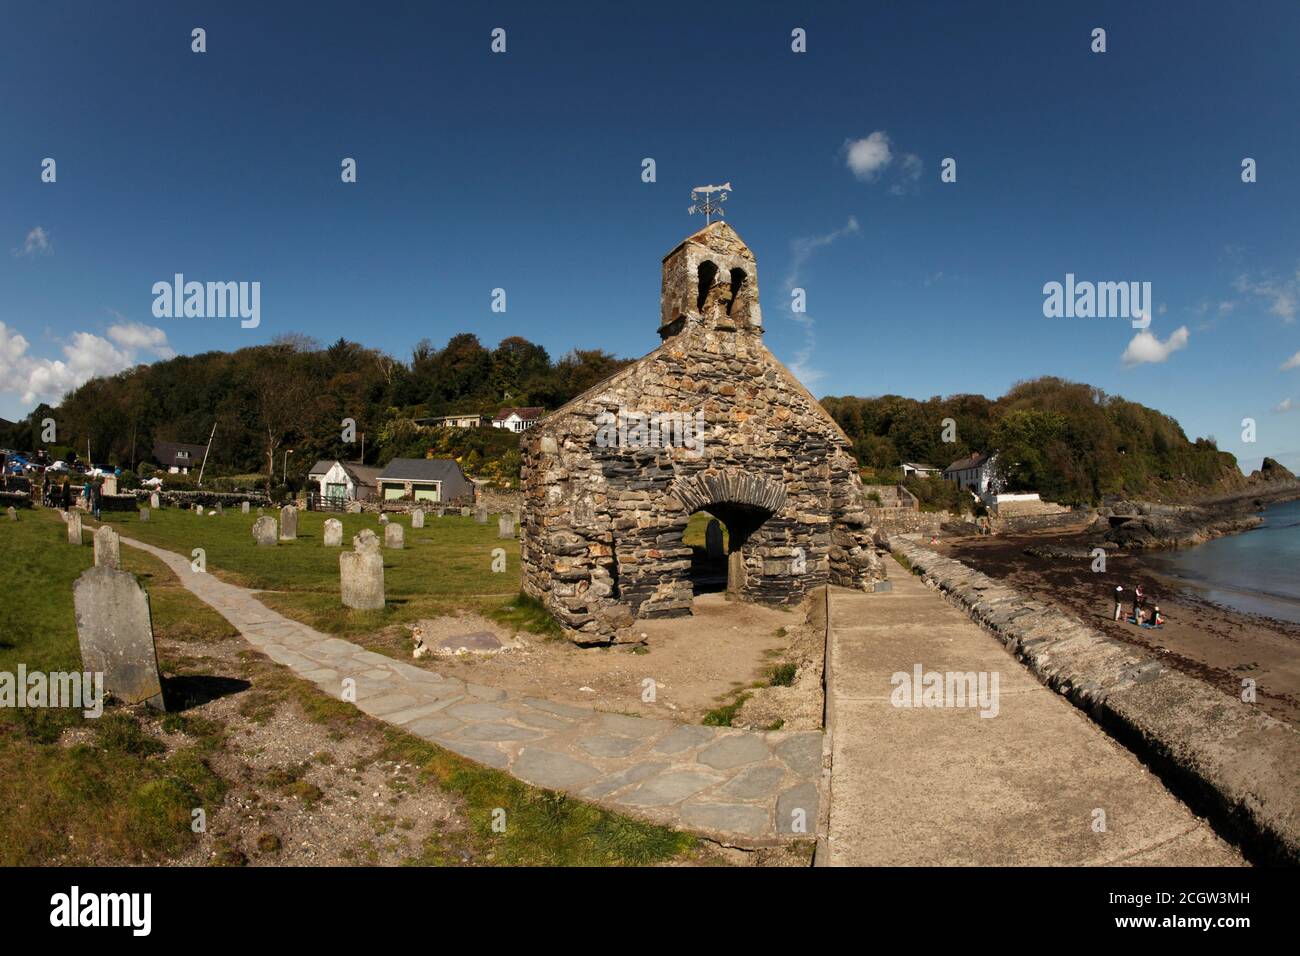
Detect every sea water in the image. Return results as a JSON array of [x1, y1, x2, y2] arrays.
[[1147, 498, 1300, 624]]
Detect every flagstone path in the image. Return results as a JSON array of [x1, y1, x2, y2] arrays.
[[122, 535, 822, 847]]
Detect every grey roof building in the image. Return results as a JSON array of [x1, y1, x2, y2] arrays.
[[376, 457, 474, 503]]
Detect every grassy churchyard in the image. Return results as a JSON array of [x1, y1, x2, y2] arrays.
[[95, 505, 554, 638], [0, 507, 706, 866]]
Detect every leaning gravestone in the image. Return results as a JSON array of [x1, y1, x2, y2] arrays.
[[149, 492, 160, 509], [706, 519, 725, 559], [93, 525, 121, 569], [6, 506, 16, 522], [475, 508, 488, 524], [252, 515, 278, 546], [384, 522, 404, 549], [411, 509, 424, 529], [340, 531, 384, 609], [67, 510, 83, 545], [140, 507, 150, 522], [241, 501, 250, 514], [323, 518, 343, 547], [498, 513, 515, 539], [279, 505, 298, 541], [73, 566, 166, 710]]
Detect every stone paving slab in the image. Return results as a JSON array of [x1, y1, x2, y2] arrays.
[[121, 535, 821, 847], [822, 573, 1244, 866]]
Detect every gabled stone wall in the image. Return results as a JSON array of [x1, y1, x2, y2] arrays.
[[520, 222, 885, 643]]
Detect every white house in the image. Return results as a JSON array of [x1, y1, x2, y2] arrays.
[[901, 461, 940, 479], [943, 452, 1000, 494], [491, 407, 544, 433], [307, 460, 381, 503]]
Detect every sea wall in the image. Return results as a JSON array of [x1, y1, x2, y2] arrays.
[[889, 535, 1300, 864]]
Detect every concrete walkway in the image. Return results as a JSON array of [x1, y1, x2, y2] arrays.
[[822, 569, 1244, 865], [122, 536, 821, 847]]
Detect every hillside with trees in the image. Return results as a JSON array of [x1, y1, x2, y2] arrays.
[[0, 333, 630, 495], [1, 331, 1245, 508], [822, 377, 1245, 506]]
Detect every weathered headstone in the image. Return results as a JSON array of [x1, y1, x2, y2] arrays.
[[140, 507, 150, 522], [73, 566, 165, 710], [411, 509, 425, 529], [241, 501, 250, 514], [252, 515, 278, 546], [67, 510, 83, 545], [93, 525, 121, 569], [340, 537, 384, 609], [149, 492, 160, 509], [379, 513, 389, 524], [475, 507, 488, 524], [6, 506, 16, 522], [498, 513, 515, 539], [279, 505, 297, 541], [460, 507, 472, 517], [384, 522, 404, 549], [705, 519, 725, 559], [215, 502, 224, 515], [323, 518, 343, 547]]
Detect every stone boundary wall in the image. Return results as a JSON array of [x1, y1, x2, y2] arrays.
[[988, 509, 1093, 535], [0, 491, 32, 509], [889, 535, 1300, 864], [129, 490, 271, 509], [865, 507, 944, 536]]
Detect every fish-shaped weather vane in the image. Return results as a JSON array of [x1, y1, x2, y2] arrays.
[[688, 182, 731, 224]]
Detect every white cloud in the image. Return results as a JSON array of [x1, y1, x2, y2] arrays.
[[1281, 351, 1300, 371], [13, 226, 52, 258], [1233, 267, 1299, 323], [1121, 325, 1189, 366], [844, 132, 893, 181], [1274, 398, 1296, 413], [0, 319, 173, 407], [781, 217, 862, 387]]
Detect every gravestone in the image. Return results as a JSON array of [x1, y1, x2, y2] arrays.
[[93, 525, 121, 569], [252, 515, 278, 546], [460, 507, 472, 517], [149, 492, 160, 509], [6, 506, 16, 522], [140, 507, 150, 522], [67, 510, 83, 545], [340, 536, 384, 610], [215, 502, 224, 515], [101, 474, 118, 496], [193, 502, 202, 513], [379, 513, 389, 524], [705, 519, 725, 559], [73, 566, 165, 710], [241, 501, 250, 514], [475, 507, 488, 524], [498, 513, 515, 539], [411, 509, 425, 529], [323, 518, 343, 547], [279, 505, 298, 541], [384, 522, 404, 549]]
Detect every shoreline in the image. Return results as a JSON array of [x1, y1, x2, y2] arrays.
[[934, 525, 1300, 729]]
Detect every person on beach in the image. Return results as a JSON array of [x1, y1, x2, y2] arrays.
[[1151, 605, 1165, 627], [1114, 585, 1125, 621]]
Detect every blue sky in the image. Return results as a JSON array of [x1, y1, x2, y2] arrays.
[[2, 0, 1298, 471]]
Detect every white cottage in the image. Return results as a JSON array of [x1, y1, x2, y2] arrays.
[[307, 460, 381, 504]]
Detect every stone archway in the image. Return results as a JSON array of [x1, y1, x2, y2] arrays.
[[669, 470, 787, 599]]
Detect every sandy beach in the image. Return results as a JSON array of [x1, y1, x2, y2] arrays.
[[933, 527, 1300, 728]]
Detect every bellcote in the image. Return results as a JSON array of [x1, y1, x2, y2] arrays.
[[658, 221, 763, 340]]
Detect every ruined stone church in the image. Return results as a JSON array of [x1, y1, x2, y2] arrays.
[[520, 220, 886, 642]]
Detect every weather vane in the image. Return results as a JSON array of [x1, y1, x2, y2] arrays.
[[688, 182, 731, 224]]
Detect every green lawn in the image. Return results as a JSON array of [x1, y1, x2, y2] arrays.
[[97, 506, 532, 637]]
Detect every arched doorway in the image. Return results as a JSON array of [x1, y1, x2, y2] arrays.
[[686, 503, 772, 597]]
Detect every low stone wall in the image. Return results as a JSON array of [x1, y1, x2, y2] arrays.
[[889, 535, 1300, 864], [130, 489, 270, 509], [988, 509, 1093, 534], [865, 507, 944, 536], [0, 491, 31, 509]]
